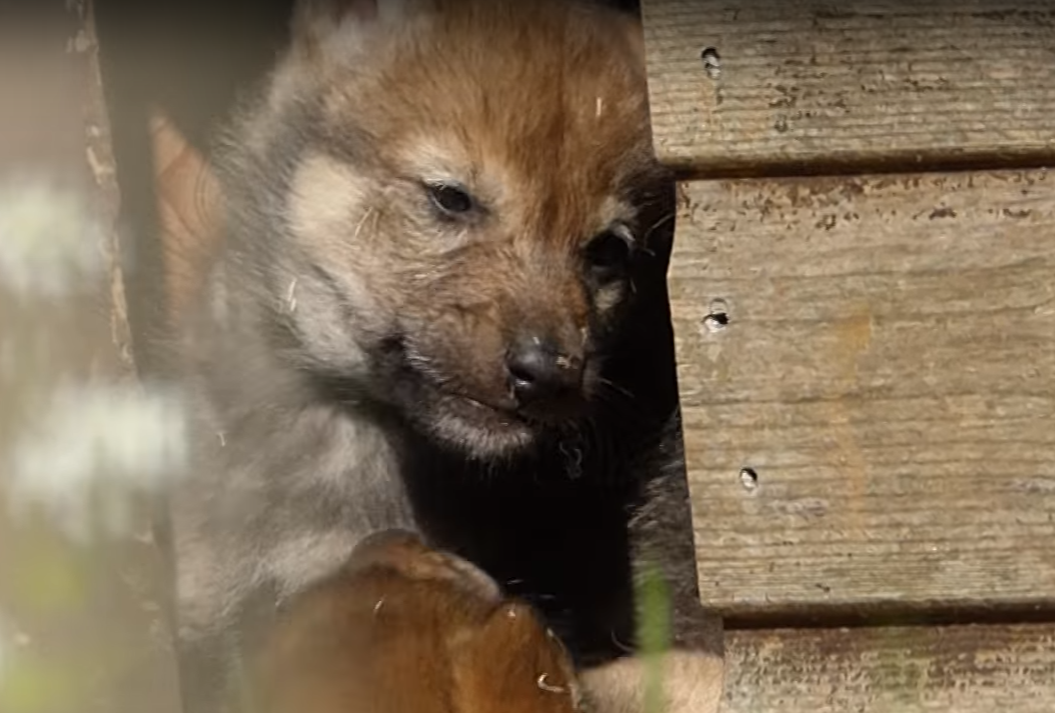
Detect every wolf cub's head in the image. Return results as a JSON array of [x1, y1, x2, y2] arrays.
[[220, 0, 674, 458]]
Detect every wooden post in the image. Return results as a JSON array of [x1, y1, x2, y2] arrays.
[[0, 3, 183, 712]]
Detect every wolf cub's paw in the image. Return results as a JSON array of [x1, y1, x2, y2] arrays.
[[346, 528, 503, 603], [247, 528, 584, 713], [580, 650, 724, 713]]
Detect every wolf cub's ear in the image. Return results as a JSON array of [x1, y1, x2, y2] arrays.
[[290, 0, 414, 59]]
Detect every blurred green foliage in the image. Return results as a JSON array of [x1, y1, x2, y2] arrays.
[[635, 563, 673, 713]]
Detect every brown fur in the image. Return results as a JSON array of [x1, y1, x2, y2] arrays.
[[246, 530, 583, 713], [201, 0, 673, 455]]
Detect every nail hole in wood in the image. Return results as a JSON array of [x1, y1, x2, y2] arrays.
[[700, 47, 721, 79], [739, 467, 758, 491], [703, 299, 729, 332]]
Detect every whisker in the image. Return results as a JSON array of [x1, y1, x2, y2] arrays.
[[597, 376, 634, 402], [641, 211, 676, 253], [352, 207, 375, 243], [610, 629, 635, 654]]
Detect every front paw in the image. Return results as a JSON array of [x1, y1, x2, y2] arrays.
[[580, 650, 724, 713], [245, 528, 583, 713], [348, 528, 502, 602]]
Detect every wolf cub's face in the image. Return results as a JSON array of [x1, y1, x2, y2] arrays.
[[239, 0, 673, 458]]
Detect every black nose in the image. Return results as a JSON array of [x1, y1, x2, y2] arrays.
[[505, 338, 584, 411]]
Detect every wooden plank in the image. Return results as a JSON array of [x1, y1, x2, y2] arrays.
[[640, 0, 1055, 176], [669, 169, 1055, 618], [0, 4, 184, 713], [723, 624, 1055, 713]]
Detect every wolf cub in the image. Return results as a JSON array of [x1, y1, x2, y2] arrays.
[[168, 0, 722, 711]]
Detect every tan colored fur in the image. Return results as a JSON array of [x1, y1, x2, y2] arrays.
[[580, 653, 724, 713]]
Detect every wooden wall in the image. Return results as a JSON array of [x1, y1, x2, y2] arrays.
[[641, 0, 1055, 709]]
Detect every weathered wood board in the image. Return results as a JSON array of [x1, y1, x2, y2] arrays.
[[0, 4, 183, 713], [722, 624, 1055, 713], [669, 169, 1055, 618], [641, 0, 1055, 176]]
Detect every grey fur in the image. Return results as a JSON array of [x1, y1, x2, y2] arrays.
[[628, 410, 724, 657]]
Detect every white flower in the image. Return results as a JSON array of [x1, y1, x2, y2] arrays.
[[0, 615, 32, 688], [0, 178, 105, 298], [6, 382, 189, 544]]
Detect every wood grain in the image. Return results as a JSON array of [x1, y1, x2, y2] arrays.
[[669, 169, 1055, 617], [640, 0, 1055, 176], [722, 624, 1055, 713]]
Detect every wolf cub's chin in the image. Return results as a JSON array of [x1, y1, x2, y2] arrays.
[[424, 400, 538, 460], [398, 375, 540, 459]]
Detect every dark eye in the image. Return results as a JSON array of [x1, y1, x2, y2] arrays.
[[584, 229, 634, 275], [426, 181, 475, 216]]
